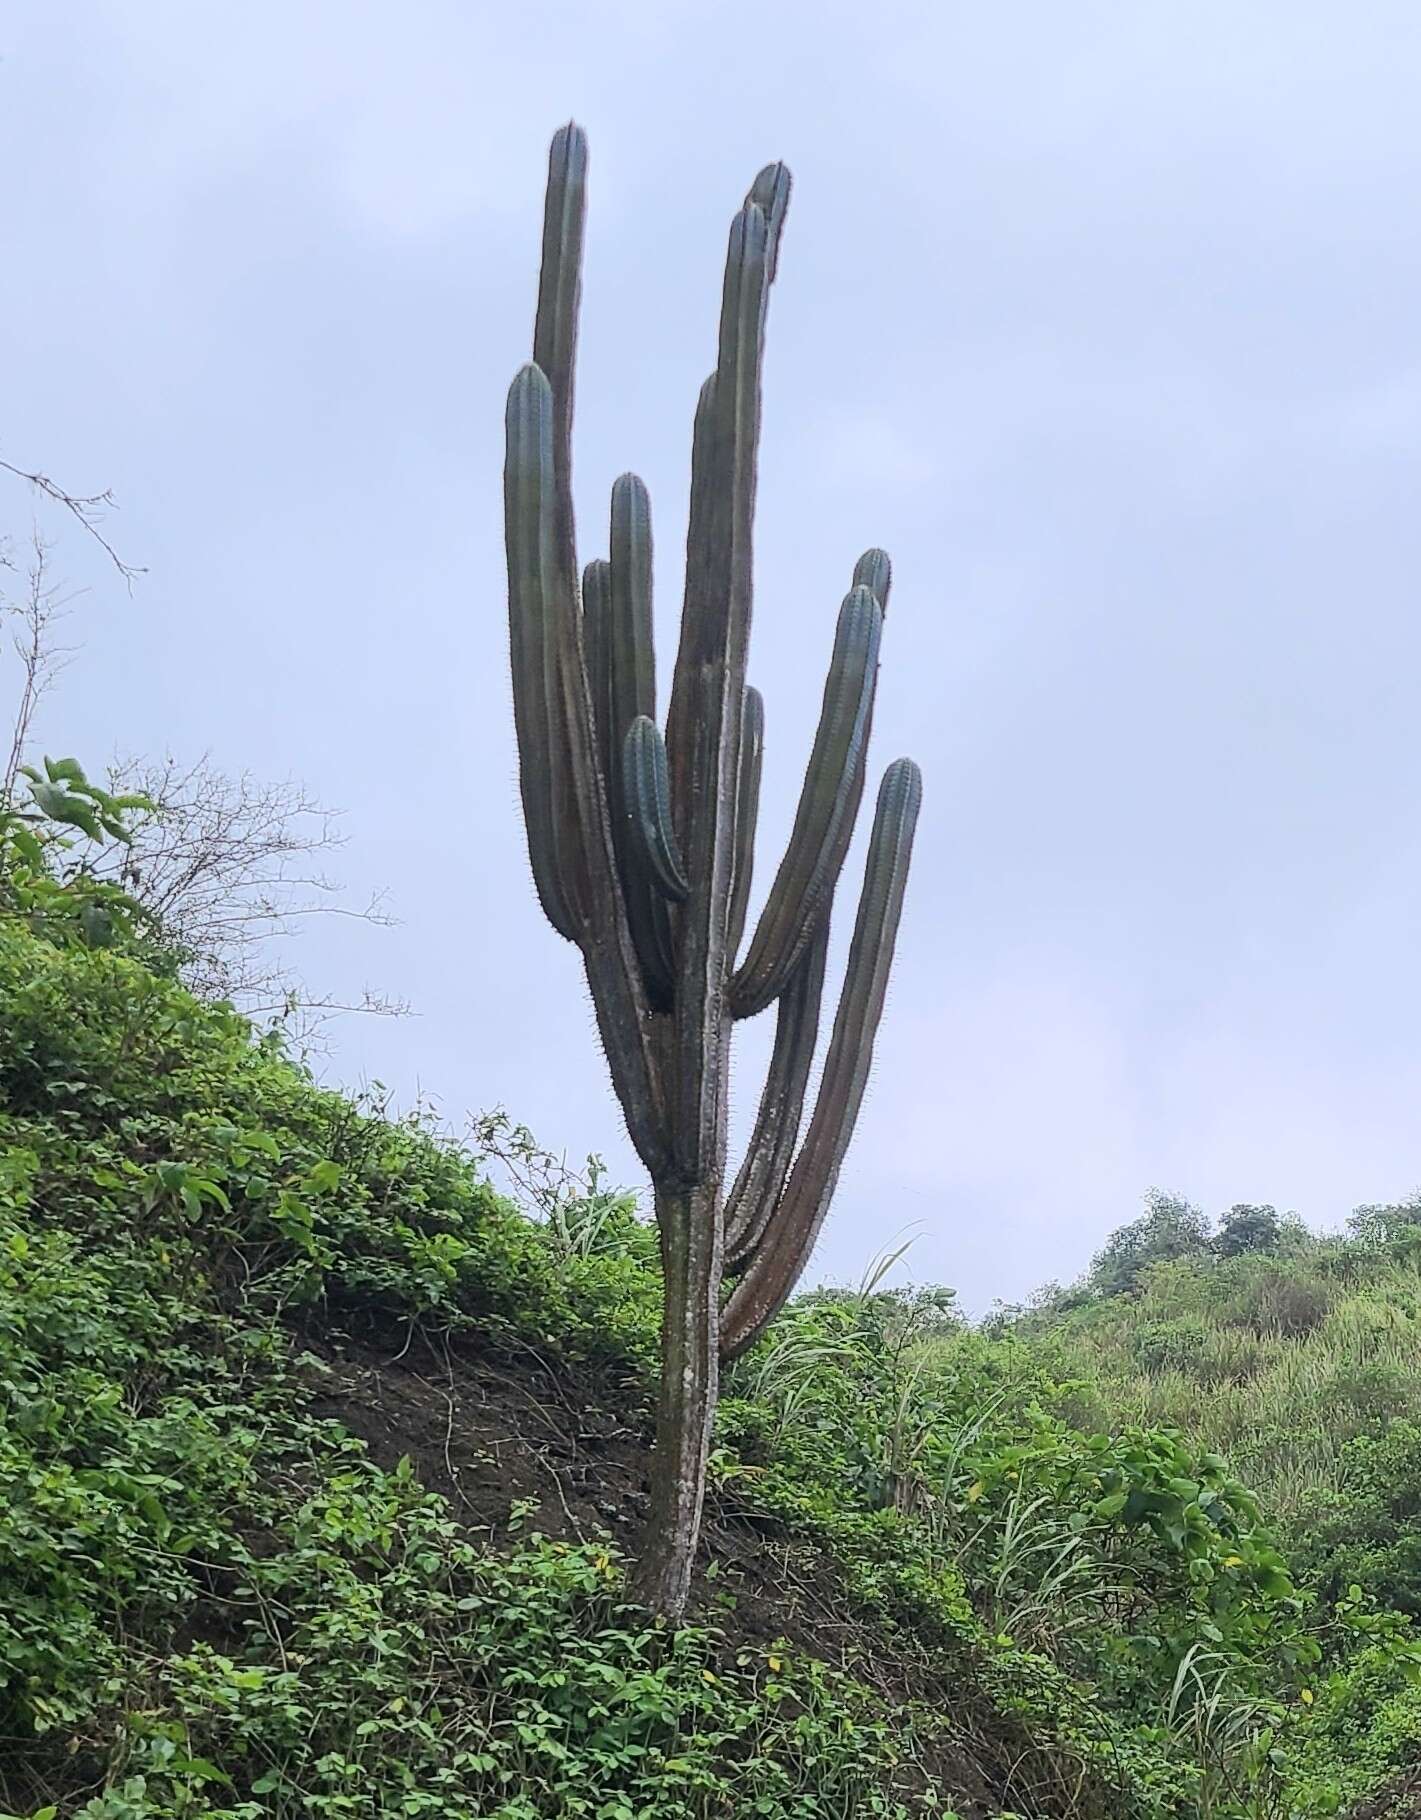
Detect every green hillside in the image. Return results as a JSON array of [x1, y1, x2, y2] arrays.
[[1009, 1193, 1421, 1618], [4, 893, 1421, 1816]]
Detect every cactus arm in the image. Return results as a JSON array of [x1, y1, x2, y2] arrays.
[[664, 373, 718, 842], [586, 549, 677, 1005], [504, 363, 584, 938], [665, 164, 786, 833], [623, 717, 690, 903], [852, 547, 892, 613], [533, 121, 586, 616], [507, 367, 667, 1165], [508, 129, 675, 1175], [528, 126, 602, 923], [719, 758, 922, 1360], [582, 920, 674, 1175], [723, 918, 828, 1269], [507, 122, 598, 932], [586, 551, 678, 1001], [582, 558, 614, 790], [827, 548, 893, 877], [726, 685, 764, 959], [668, 200, 771, 1181], [747, 162, 792, 283], [634, 896, 677, 1013], [730, 584, 883, 1017], [590, 476, 675, 1007], [609, 474, 657, 735]]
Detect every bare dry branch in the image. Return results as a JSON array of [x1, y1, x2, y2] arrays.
[[0, 458, 145, 586], [1, 533, 84, 804], [92, 752, 405, 1035]]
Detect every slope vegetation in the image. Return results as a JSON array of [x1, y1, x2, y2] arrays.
[[3, 916, 1420, 1817]]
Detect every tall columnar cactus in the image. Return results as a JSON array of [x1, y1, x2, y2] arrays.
[[504, 123, 922, 1617]]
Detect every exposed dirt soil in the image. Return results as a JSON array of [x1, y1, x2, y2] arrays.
[[298, 1318, 1124, 1819], [302, 1328, 653, 1547]]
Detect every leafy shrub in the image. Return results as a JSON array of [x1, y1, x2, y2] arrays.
[[1213, 1204, 1285, 1259], [1349, 1198, 1421, 1252], [1296, 1422, 1421, 1615], [1221, 1257, 1334, 1339], [1130, 1317, 1263, 1383], [1088, 1191, 1214, 1298]]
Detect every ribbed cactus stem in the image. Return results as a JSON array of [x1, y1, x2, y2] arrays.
[[723, 919, 829, 1269], [852, 547, 892, 613], [623, 717, 689, 903], [666, 373, 717, 838], [609, 474, 656, 734], [720, 758, 923, 1359], [731, 582, 883, 1017], [600, 475, 677, 1006], [533, 122, 587, 608], [668, 198, 771, 1184], [726, 685, 764, 959], [747, 162, 792, 282], [582, 558, 614, 795], [504, 362, 582, 940]]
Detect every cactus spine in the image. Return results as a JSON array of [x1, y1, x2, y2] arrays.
[[503, 123, 922, 1617]]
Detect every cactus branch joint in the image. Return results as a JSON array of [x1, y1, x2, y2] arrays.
[[503, 122, 922, 1617]]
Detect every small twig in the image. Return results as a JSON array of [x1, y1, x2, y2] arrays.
[[433, 1336, 482, 1516], [0, 458, 145, 585], [537, 1445, 586, 1541]]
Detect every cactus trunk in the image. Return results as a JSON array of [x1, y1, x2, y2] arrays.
[[631, 1181, 724, 1613], [503, 124, 921, 1619]]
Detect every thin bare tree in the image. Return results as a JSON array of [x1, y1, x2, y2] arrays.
[[1, 532, 81, 809], [0, 456, 144, 587], [96, 752, 406, 1032], [2, 456, 401, 1038]]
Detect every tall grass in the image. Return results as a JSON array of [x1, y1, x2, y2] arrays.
[[1032, 1249, 1421, 1533]]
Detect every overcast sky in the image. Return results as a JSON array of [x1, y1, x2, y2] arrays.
[[6, 3, 1421, 1311]]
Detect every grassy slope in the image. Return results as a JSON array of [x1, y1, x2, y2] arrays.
[[1036, 1243, 1421, 1611], [1004, 1239, 1421, 1811], [2, 916, 1420, 1818]]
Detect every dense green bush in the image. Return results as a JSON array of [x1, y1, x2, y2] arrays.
[[1213, 1205, 1286, 1260], [1297, 1421, 1421, 1616], [1086, 1192, 1214, 1298]]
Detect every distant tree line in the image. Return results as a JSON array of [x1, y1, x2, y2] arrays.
[[994, 1186, 1421, 1320]]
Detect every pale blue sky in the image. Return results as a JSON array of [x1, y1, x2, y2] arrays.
[[6, 3, 1421, 1310]]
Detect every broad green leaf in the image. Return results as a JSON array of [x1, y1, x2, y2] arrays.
[[10, 828, 45, 868], [29, 781, 103, 841], [79, 904, 116, 949]]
